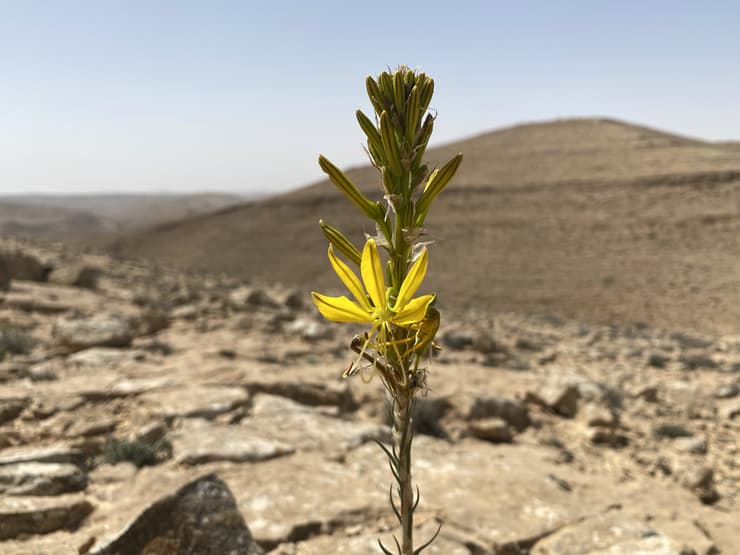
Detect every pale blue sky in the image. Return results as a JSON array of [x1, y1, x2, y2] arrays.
[[1, 1, 739, 195]]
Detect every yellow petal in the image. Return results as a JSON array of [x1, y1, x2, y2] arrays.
[[361, 239, 385, 309], [393, 294, 435, 326], [328, 246, 371, 311], [312, 292, 372, 323], [393, 247, 428, 311]]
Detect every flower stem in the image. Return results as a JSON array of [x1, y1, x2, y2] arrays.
[[392, 389, 414, 555]]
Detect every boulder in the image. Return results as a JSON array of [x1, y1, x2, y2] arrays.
[[48, 264, 101, 289], [52, 314, 133, 352], [91, 473, 264, 555], [0, 494, 93, 540], [0, 249, 48, 282], [0, 462, 87, 496]]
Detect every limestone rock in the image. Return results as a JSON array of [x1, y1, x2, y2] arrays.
[[67, 347, 139, 370], [468, 417, 513, 442], [0, 444, 86, 467], [0, 249, 48, 282], [229, 286, 280, 310], [139, 385, 249, 419], [0, 462, 87, 496], [530, 381, 581, 417], [53, 314, 133, 352], [91, 473, 264, 555], [0, 493, 93, 540], [531, 509, 694, 554], [466, 395, 530, 431], [172, 420, 295, 465], [48, 264, 101, 289], [0, 395, 28, 425], [246, 381, 356, 412], [673, 436, 708, 455]]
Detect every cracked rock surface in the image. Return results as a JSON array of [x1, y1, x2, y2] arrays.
[[0, 239, 738, 554]]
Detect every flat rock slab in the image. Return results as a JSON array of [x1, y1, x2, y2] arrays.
[[531, 509, 680, 554], [172, 420, 295, 465], [139, 385, 249, 419], [91, 473, 264, 555], [0, 493, 93, 540], [346, 438, 611, 552], [67, 348, 141, 370], [216, 452, 388, 549], [244, 394, 389, 453], [285, 521, 470, 554], [53, 313, 133, 352], [0, 462, 87, 496], [0, 444, 85, 467]]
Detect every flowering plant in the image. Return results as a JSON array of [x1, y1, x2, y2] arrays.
[[312, 66, 462, 554]]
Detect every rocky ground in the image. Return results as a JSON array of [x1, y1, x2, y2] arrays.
[[0, 238, 738, 554]]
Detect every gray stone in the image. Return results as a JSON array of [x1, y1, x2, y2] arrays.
[[531, 509, 687, 555], [0, 493, 93, 540], [48, 264, 101, 289], [53, 314, 133, 352], [718, 398, 740, 420], [67, 348, 137, 370], [0, 462, 87, 496], [534, 381, 581, 418], [172, 420, 294, 465], [246, 381, 356, 412], [671, 332, 713, 349], [647, 352, 670, 368], [579, 402, 615, 427], [0, 395, 28, 425], [91, 473, 264, 555], [243, 394, 389, 453], [139, 385, 249, 419], [0, 444, 85, 466], [0, 260, 9, 291], [680, 353, 718, 370], [673, 436, 708, 455], [467, 395, 530, 431], [440, 327, 475, 350], [679, 464, 720, 504], [229, 286, 280, 310], [0, 249, 47, 282], [286, 318, 333, 341], [286, 521, 469, 554], [468, 417, 513, 442]]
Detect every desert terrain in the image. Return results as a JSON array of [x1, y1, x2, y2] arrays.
[[108, 118, 740, 335], [0, 117, 739, 554], [0, 194, 246, 242]]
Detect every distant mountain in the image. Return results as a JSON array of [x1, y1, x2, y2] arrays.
[[0, 193, 246, 241], [108, 118, 740, 334]]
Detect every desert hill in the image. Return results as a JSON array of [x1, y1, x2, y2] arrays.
[[0, 193, 245, 240], [108, 118, 740, 334]]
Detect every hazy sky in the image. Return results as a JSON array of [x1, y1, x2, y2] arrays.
[[2, 1, 739, 195]]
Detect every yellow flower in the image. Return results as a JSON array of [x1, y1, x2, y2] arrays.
[[312, 238, 435, 363]]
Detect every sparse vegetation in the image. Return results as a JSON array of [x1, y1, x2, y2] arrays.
[[0, 327, 35, 359], [103, 438, 172, 468], [653, 423, 693, 439]]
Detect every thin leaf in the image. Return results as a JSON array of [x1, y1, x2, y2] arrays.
[[413, 521, 442, 554]]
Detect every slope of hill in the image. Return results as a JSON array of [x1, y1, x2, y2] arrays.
[[108, 118, 740, 334], [0, 193, 245, 240]]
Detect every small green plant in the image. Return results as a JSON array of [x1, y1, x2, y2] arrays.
[[103, 437, 171, 468], [0, 327, 35, 356], [312, 66, 461, 554], [652, 423, 693, 439]]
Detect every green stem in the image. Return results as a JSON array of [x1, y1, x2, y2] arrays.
[[393, 390, 414, 555]]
